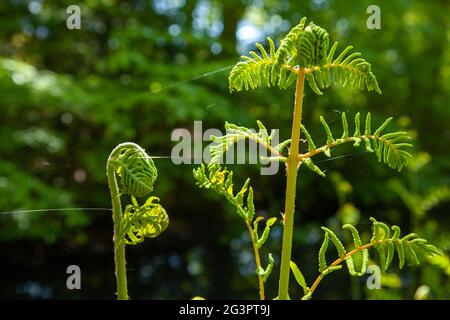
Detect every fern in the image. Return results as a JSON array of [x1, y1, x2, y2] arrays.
[[296, 22, 329, 68], [121, 196, 169, 245], [193, 164, 277, 299], [276, 17, 307, 69], [291, 218, 441, 299], [194, 16, 435, 300], [209, 121, 287, 165], [299, 112, 413, 175], [290, 261, 308, 295], [305, 42, 381, 95], [228, 37, 295, 91], [107, 142, 168, 300], [193, 164, 252, 220], [229, 17, 381, 95], [110, 144, 158, 197]]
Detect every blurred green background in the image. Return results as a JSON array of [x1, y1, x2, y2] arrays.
[[0, 0, 449, 299]]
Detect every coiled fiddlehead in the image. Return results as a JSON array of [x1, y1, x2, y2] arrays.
[[122, 196, 169, 245], [107, 142, 168, 300], [112, 144, 158, 197]]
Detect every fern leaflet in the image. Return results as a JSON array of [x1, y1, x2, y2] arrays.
[[209, 121, 287, 165], [297, 218, 442, 299], [299, 112, 413, 175]]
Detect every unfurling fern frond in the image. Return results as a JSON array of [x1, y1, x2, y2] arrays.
[[108, 143, 168, 246], [301, 218, 442, 299], [193, 164, 254, 221], [193, 164, 277, 298], [296, 22, 329, 68], [299, 112, 413, 176], [305, 42, 381, 95], [229, 17, 381, 95], [111, 143, 158, 198], [209, 121, 286, 165], [121, 196, 169, 245], [107, 142, 167, 300], [276, 17, 307, 68], [228, 37, 295, 91]]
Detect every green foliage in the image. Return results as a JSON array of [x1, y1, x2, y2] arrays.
[[258, 253, 275, 283], [193, 164, 253, 220], [256, 217, 277, 249], [0, 0, 447, 300], [210, 121, 289, 164], [110, 144, 158, 198], [276, 17, 308, 69], [305, 42, 381, 95], [229, 17, 381, 95], [225, 16, 437, 300], [193, 163, 277, 252], [108, 143, 168, 244], [317, 218, 440, 281], [290, 218, 441, 299], [107, 143, 168, 299], [121, 196, 169, 245], [290, 261, 308, 294], [300, 112, 413, 175], [193, 164, 277, 298], [209, 121, 288, 165], [228, 37, 295, 91]]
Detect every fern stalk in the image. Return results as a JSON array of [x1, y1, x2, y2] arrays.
[[307, 238, 423, 298], [246, 221, 265, 300], [107, 143, 132, 300], [308, 241, 376, 297], [278, 69, 305, 299]]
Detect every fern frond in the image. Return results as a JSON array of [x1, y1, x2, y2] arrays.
[[194, 164, 279, 297], [305, 42, 381, 95], [229, 17, 381, 95], [276, 17, 307, 68], [258, 253, 274, 282], [111, 143, 158, 198], [209, 121, 285, 165], [121, 196, 169, 245], [305, 218, 442, 299], [257, 217, 277, 249], [290, 260, 308, 295], [193, 164, 254, 221], [296, 22, 329, 68], [229, 37, 295, 91], [299, 112, 413, 176]]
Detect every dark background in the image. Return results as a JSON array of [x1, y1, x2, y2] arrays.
[[0, 0, 449, 299]]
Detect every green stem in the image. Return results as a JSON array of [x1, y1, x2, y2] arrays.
[[278, 70, 305, 300], [306, 240, 383, 298], [245, 221, 265, 300], [107, 143, 133, 300]]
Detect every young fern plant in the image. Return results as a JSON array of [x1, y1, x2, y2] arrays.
[[194, 17, 441, 299], [193, 164, 276, 300], [107, 142, 169, 300]]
